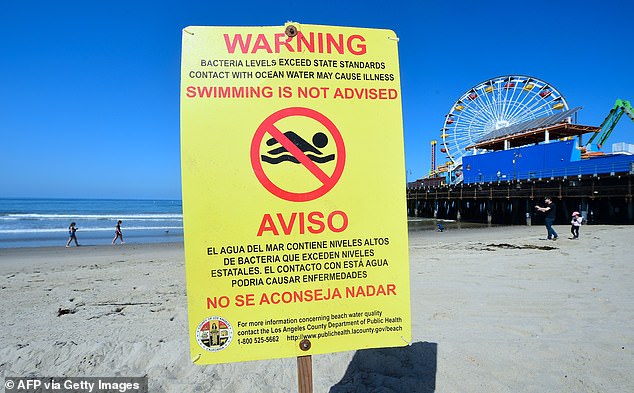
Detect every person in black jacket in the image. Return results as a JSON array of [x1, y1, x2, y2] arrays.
[[535, 197, 558, 240]]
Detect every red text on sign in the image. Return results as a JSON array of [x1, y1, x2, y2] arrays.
[[186, 85, 274, 98], [223, 32, 366, 55], [207, 296, 230, 309], [235, 293, 256, 307], [257, 210, 348, 236]]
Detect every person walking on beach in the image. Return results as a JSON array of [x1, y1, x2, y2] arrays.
[[535, 196, 558, 240], [570, 211, 582, 239], [66, 222, 79, 247], [112, 220, 124, 244]]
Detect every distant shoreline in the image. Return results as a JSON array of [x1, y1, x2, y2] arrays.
[[3, 218, 621, 250], [0, 198, 183, 249]]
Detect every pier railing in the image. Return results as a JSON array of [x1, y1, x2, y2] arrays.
[[463, 159, 634, 184]]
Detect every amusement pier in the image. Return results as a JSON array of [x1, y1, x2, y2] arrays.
[[407, 75, 634, 225]]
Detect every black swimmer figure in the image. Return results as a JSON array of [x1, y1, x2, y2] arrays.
[[262, 131, 334, 164]]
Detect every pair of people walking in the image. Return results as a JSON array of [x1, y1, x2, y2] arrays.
[[535, 197, 583, 240], [65, 220, 124, 247]]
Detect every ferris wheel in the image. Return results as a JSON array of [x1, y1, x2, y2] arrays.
[[439, 75, 569, 173]]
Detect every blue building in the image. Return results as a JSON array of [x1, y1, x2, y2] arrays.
[[459, 108, 634, 184], [462, 139, 634, 184]]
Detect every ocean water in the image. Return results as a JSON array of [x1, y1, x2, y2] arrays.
[[407, 217, 488, 231], [0, 199, 183, 248]]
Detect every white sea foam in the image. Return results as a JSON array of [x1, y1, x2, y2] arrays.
[[0, 226, 183, 234], [1, 213, 182, 220]]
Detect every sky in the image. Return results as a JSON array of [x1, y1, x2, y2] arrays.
[[1, 0, 633, 199]]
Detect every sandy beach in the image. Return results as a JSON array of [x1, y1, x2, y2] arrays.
[[1, 225, 633, 392]]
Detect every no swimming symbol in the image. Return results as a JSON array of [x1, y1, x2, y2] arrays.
[[250, 107, 346, 202]]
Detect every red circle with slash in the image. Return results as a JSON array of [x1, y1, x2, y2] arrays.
[[250, 107, 346, 202]]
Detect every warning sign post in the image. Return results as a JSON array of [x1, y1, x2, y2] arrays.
[[181, 23, 411, 366]]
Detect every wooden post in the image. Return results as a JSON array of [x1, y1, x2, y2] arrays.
[[297, 339, 313, 393], [297, 355, 313, 393]]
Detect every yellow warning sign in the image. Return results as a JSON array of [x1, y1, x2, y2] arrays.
[[180, 23, 410, 364]]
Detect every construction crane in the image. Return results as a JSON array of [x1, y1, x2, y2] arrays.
[[586, 99, 634, 150]]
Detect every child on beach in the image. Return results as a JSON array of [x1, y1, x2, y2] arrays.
[[66, 222, 79, 247], [570, 212, 582, 239], [112, 220, 124, 244]]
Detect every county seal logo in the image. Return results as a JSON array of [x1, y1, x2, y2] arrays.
[[196, 316, 233, 352]]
